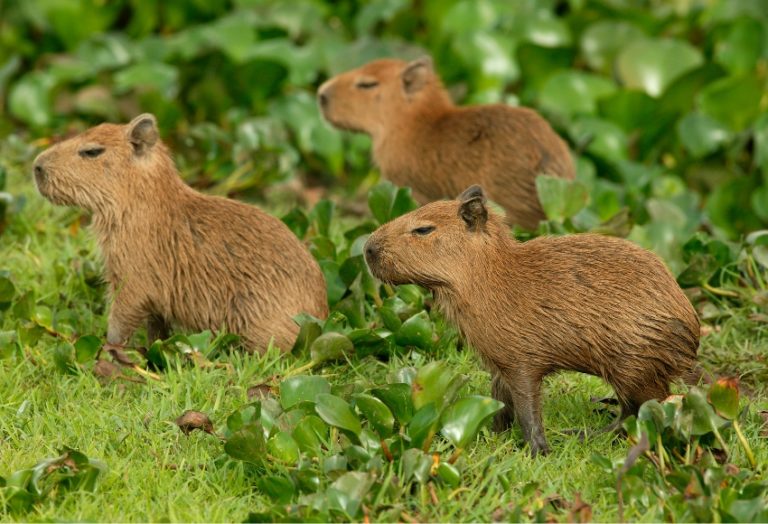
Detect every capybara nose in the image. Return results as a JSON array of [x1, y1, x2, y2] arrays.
[[365, 241, 380, 264], [318, 91, 329, 108], [317, 82, 333, 109]]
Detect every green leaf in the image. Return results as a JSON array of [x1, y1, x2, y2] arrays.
[[114, 62, 178, 98], [8, 72, 54, 128], [683, 388, 727, 437], [290, 314, 322, 355], [280, 375, 331, 410], [707, 377, 740, 420], [371, 383, 413, 425], [402, 448, 432, 483], [539, 71, 616, 117], [536, 175, 590, 221], [368, 181, 397, 224], [436, 462, 461, 487], [310, 199, 335, 238], [617, 38, 704, 97], [292, 415, 328, 455], [224, 422, 266, 464], [266, 431, 300, 464], [0, 276, 15, 310], [440, 395, 504, 449], [326, 471, 375, 519], [412, 361, 455, 411], [319, 260, 346, 305], [580, 20, 645, 73], [315, 393, 362, 437], [391, 187, 419, 219], [394, 311, 434, 349], [73, 335, 101, 364], [0, 330, 18, 360], [256, 475, 295, 504], [698, 74, 763, 131], [677, 113, 732, 158], [353, 394, 395, 438], [753, 112, 768, 175], [715, 17, 764, 75], [407, 403, 440, 450], [53, 342, 77, 375], [310, 332, 354, 365]]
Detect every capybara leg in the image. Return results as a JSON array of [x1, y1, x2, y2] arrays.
[[146, 315, 170, 344], [107, 297, 147, 345], [491, 374, 516, 432], [507, 372, 549, 456]]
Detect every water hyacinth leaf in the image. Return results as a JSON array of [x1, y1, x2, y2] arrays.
[[319, 260, 346, 305], [683, 388, 727, 436], [309, 199, 335, 238], [698, 74, 763, 132], [402, 448, 432, 484], [407, 403, 440, 450], [440, 395, 504, 449], [636, 400, 666, 443], [677, 113, 732, 158], [290, 314, 322, 355], [616, 38, 703, 97], [436, 462, 461, 487], [0, 276, 15, 309], [0, 330, 18, 359], [292, 415, 328, 454], [353, 394, 395, 437], [536, 175, 590, 221], [256, 475, 295, 504], [73, 335, 101, 363], [224, 421, 266, 463], [266, 431, 300, 464], [371, 383, 413, 425], [281, 207, 309, 239], [394, 311, 434, 349], [714, 17, 764, 75], [53, 342, 77, 375], [326, 471, 375, 519], [368, 180, 397, 224], [708, 377, 740, 420], [280, 375, 331, 410], [754, 113, 768, 174], [580, 20, 645, 73], [310, 332, 354, 365], [412, 360, 455, 411], [114, 62, 178, 98], [334, 295, 366, 329], [391, 187, 419, 219], [539, 71, 616, 117], [8, 71, 54, 128], [315, 393, 362, 437]]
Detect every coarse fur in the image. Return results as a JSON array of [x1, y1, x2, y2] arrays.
[[318, 57, 575, 230], [33, 114, 328, 352], [364, 186, 699, 455]]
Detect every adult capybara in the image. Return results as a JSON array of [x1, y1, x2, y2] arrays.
[[33, 114, 328, 352], [318, 57, 575, 229], [364, 185, 699, 455]]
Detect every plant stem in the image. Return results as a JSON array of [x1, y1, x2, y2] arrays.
[[733, 419, 757, 469]]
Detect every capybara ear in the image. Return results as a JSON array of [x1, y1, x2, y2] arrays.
[[127, 114, 158, 156], [458, 184, 488, 232], [401, 56, 433, 94]]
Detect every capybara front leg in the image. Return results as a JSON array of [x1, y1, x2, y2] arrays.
[[508, 372, 549, 456], [491, 373, 516, 432]]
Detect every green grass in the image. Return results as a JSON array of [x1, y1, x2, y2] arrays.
[[2, 146, 768, 522]]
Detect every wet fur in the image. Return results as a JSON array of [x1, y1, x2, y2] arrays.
[[33, 114, 328, 352], [364, 187, 699, 455], [318, 57, 575, 229]]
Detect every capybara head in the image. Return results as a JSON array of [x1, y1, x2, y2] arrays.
[[317, 56, 450, 137], [365, 185, 506, 287], [33, 114, 172, 211]]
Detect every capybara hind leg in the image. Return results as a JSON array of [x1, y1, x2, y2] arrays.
[[491, 374, 516, 432], [107, 299, 148, 345], [507, 371, 549, 456], [146, 315, 170, 344]]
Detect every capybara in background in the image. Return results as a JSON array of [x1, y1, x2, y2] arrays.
[[318, 57, 575, 230], [364, 185, 699, 455], [33, 114, 328, 352]]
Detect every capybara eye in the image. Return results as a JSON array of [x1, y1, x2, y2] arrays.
[[79, 147, 105, 159], [355, 80, 379, 89], [412, 225, 435, 236]]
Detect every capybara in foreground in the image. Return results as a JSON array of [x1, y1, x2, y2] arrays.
[[364, 185, 699, 455], [33, 114, 328, 352], [318, 57, 575, 229]]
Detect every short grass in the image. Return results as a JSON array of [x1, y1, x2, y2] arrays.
[[2, 145, 768, 522]]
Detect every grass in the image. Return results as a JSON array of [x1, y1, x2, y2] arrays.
[[2, 142, 768, 522]]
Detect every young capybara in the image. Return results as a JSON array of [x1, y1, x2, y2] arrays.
[[364, 185, 699, 455], [33, 114, 328, 352], [317, 56, 575, 230]]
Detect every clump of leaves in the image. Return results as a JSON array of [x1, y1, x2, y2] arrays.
[[0, 448, 107, 514], [593, 378, 767, 522], [219, 361, 502, 522]]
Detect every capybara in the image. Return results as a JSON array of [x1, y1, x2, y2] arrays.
[[364, 185, 699, 455], [33, 114, 328, 352], [318, 56, 575, 229]]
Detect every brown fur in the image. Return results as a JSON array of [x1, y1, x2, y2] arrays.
[[33, 114, 328, 352], [364, 185, 699, 455], [318, 57, 576, 230]]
